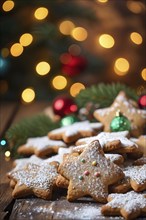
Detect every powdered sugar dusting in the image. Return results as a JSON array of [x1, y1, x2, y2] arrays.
[[49, 121, 103, 137], [107, 191, 146, 212], [75, 131, 136, 151], [124, 165, 146, 184], [11, 163, 58, 190], [25, 136, 67, 150]]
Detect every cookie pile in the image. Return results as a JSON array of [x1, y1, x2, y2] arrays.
[[7, 91, 146, 220]]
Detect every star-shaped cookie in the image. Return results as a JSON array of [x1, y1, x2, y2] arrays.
[[94, 91, 146, 137], [74, 131, 138, 153], [9, 162, 59, 200], [18, 136, 67, 157], [101, 191, 146, 220], [48, 121, 103, 143], [110, 165, 146, 193], [58, 140, 124, 202]]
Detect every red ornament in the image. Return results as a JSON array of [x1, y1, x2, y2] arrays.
[[61, 54, 87, 76], [138, 95, 146, 109], [53, 96, 78, 117]]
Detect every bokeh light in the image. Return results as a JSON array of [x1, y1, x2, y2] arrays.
[[34, 7, 49, 20], [141, 68, 146, 81], [5, 150, 11, 157], [59, 20, 75, 35], [71, 27, 88, 41], [97, 0, 108, 3], [68, 44, 81, 56], [10, 43, 23, 57], [70, 82, 85, 97], [1, 48, 9, 58], [130, 32, 143, 45], [98, 34, 115, 48], [19, 33, 33, 47], [127, 1, 144, 14], [114, 58, 130, 76], [36, 61, 51, 76], [0, 139, 7, 146], [2, 0, 14, 12], [21, 88, 35, 103], [52, 75, 67, 90]]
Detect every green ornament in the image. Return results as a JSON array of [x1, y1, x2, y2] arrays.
[[110, 111, 131, 132], [60, 115, 78, 127]]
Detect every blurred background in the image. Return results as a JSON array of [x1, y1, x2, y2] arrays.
[[0, 0, 146, 104]]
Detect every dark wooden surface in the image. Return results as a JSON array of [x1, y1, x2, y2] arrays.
[[0, 102, 144, 220]]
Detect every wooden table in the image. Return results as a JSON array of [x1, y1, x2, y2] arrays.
[[0, 102, 144, 220]]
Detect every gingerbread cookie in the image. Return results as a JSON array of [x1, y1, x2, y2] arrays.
[[101, 191, 146, 220], [111, 165, 146, 193], [17, 136, 67, 157], [74, 131, 137, 153], [133, 156, 146, 166], [48, 121, 103, 143], [94, 91, 146, 137], [8, 162, 59, 200], [110, 176, 132, 193], [130, 135, 146, 156], [7, 155, 43, 177], [58, 140, 124, 202], [105, 154, 124, 165]]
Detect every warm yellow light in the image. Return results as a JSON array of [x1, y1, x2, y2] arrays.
[[127, 1, 144, 14], [5, 151, 11, 157], [52, 75, 67, 90], [34, 7, 48, 20], [59, 20, 75, 35], [10, 43, 23, 57], [2, 0, 14, 12], [36, 61, 51, 76], [1, 48, 9, 58], [19, 33, 33, 47], [141, 68, 146, 81], [70, 83, 85, 97], [71, 27, 88, 41], [130, 32, 143, 45], [97, 0, 108, 3], [114, 58, 130, 76], [21, 88, 35, 103], [98, 34, 115, 49]]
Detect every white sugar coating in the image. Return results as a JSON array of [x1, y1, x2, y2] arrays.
[[25, 136, 67, 150], [124, 165, 146, 184], [49, 121, 103, 137], [107, 191, 146, 212], [11, 163, 58, 189], [55, 205, 102, 219], [130, 137, 138, 143], [105, 154, 123, 163], [76, 131, 136, 149], [43, 147, 73, 164]]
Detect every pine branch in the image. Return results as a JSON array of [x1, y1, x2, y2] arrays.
[[6, 114, 59, 158], [75, 83, 138, 108]]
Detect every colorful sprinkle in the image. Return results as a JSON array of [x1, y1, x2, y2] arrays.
[[92, 160, 97, 166], [94, 172, 100, 177], [84, 170, 90, 176], [81, 158, 85, 163], [79, 175, 83, 180]]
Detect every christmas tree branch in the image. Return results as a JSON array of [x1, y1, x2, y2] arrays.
[[6, 114, 59, 158], [75, 83, 138, 108]]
